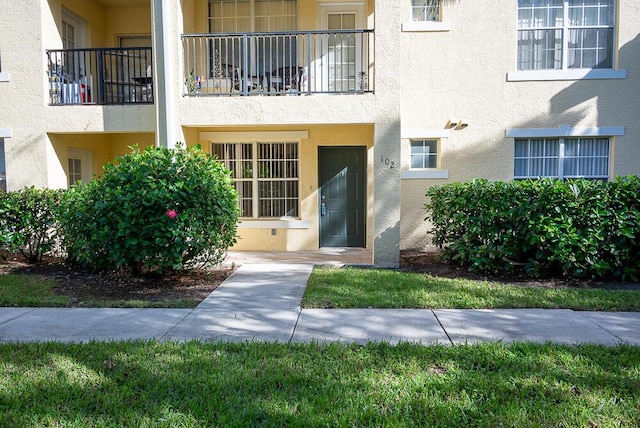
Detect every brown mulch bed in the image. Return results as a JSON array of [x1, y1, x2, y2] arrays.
[[1, 251, 234, 307], [400, 248, 640, 290]]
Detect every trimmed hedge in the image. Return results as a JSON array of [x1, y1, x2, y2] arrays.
[[0, 187, 63, 262], [57, 144, 239, 274], [425, 177, 640, 280]]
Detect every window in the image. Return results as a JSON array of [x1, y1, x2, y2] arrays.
[[514, 137, 610, 179], [517, 0, 615, 71], [212, 141, 299, 218], [412, 0, 441, 22], [208, 0, 297, 76], [208, 0, 297, 33], [410, 139, 438, 169], [0, 139, 5, 192], [67, 148, 91, 187], [61, 8, 86, 82]]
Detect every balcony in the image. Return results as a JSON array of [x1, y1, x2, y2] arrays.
[[47, 47, 153, 106], [181, 30, 374, 96]]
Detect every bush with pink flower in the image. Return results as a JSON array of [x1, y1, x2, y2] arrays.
[[57, 144, 239, 274]]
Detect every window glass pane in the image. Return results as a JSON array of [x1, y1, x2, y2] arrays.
[[412, 0, 440, 22], [514, 138, 561, 178], [342, 13, 356, 29], [410, 139, 438, 169], [515, 159, 528, 177], [563, 137, 609, 178], [517, 29, 563, 70], [514, 140, 528, 157], [328, 14, 342, 30], [545, 139, 560, 155], [568, 28, 612, 68]]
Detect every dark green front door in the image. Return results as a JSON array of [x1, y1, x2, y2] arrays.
[[319, 146, 366, 247]]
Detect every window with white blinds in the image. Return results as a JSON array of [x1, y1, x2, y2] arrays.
[[514, 137, 610, 179], [212, 141, 299, 218]]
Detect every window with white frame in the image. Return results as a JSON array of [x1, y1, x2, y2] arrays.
[[412, 0, 441, 22], [517, 0, 615, 71], [0, 139, 6, 192], [208, 0, 297, 32], [410, 139, 439, 169], [67, 148, 91, 187], [212, 141, 299, 218], [514, 137, 610, 179]]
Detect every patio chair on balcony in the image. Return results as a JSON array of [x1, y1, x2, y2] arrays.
[[220, 64, 262, 94], [268, 66, 306, 94]]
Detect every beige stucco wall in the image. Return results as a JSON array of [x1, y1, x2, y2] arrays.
[[104, 6, 152, 45], [0, 0, 156, 190], [48, 132, 155, 184], [399, 0, 640, 250]]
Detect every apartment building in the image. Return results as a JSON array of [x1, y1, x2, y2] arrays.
[[0, 0, 638, 267]]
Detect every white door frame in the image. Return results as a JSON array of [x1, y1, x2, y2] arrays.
[[316, 2, 366, 93]]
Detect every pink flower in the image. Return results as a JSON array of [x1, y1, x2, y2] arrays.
[[166, 209, 178, 219]]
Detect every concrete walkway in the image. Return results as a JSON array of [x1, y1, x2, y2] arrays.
[[2, 263, 640, 345]]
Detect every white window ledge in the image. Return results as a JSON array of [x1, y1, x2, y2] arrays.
[[238, 219, 310, 229], [0, 128, 11, 138], [506, 126, 624, 139], [507, 69, 626, 82], [402, 21, 451, 32], [0, 72, 9, 82], [402, 170, 449, 179]]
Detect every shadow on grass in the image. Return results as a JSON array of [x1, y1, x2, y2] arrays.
[[1, 341, 639, 427]]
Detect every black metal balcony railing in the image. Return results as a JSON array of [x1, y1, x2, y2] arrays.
[[47, 47, 153, 106], [182, 30, 374, 96]]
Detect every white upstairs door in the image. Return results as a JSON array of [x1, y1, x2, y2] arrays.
[[316, 3, 365, 93]]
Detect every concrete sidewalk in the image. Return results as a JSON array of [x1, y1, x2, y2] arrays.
[[1, 263, 640, 345]]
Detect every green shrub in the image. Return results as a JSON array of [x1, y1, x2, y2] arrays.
[[57, 144, 239, 274], [425, 177, 640, 280], [0, 187, 63, 262]]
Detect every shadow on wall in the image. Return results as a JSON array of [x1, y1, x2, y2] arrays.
[[374, 120, 402, 267], [403, 35, 640, 250], [549, 33, 640, 122], [10, 134, 49, 190]]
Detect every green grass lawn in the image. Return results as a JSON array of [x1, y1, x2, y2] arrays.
[[1, 341, 639, 427], [0, 274, 200, 308], [0, 274, 70, 307], [303, 267, 640, 311]]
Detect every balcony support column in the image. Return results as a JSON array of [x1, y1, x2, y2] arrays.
[[152, 0, 177, 149]]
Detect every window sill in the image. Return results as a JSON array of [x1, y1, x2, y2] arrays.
[[0, 128, 11, 138], [238, 219, 310, 229], [401, 170, 449, 179], [507, 69, 626, 82], [0, 72, 9, 82], [402, 21, 451, 32]]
